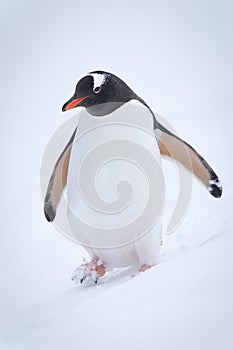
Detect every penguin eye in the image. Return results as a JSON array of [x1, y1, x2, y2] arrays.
[[93, 86, 101, 94]]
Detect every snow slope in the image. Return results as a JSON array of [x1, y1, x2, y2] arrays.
[[1, 195, 233, 350], [1, 1, 233, 349]]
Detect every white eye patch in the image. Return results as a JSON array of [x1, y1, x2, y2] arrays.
[[88, 73, 106, 93]]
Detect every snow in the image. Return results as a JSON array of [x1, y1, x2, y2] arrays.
[[1, 216, 233, 350], [1, 1, 233, 349]]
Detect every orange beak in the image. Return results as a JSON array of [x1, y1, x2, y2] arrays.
[[62, 96, 89, 111]]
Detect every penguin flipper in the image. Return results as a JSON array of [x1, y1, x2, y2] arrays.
[[156, 122, 222, 198], [44, 128, 77, 222]]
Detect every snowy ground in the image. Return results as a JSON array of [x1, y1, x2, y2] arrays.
[[1, 181, 233, 350], [1, 1, 233, 349]]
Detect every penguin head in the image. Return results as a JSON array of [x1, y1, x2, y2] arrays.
[[62, 71, 138, 115]]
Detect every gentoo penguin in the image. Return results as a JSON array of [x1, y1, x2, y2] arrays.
[[44, 70, 222, 284]]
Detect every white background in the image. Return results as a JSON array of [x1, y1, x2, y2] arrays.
[[1, 1, 233, 349]]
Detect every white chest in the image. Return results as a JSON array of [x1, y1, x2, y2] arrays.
[[66, 102, 164, 254]]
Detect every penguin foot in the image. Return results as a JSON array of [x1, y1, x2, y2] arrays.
[[131, 264, 152, 277], [71, 258, 106, 285]]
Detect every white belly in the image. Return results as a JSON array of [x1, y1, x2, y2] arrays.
[[66, 102, 164, 268], [85, 222, 162, 268]]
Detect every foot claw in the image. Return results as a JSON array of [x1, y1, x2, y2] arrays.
[[71, 258, 106, 285]]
